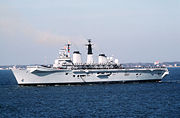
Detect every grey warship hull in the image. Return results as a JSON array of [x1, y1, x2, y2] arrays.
[[11, 67, 169, 85]]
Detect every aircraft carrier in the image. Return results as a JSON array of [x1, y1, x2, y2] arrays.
[[11, 40, 169, 85]]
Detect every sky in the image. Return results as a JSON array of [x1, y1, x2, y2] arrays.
[[0, 0, 180, 65]]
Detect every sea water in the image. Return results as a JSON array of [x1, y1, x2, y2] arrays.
[[0, 68, 180, 117]]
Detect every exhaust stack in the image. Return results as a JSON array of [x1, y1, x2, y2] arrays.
[[73, 51, 82, 64], [98, 54, 107, 64]]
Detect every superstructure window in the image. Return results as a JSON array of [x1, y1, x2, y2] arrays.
[[65, 73, 68, 75], [73, 75, 75, 77]]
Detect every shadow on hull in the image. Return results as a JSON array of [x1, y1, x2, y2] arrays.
[[18, 79, 162, 86]]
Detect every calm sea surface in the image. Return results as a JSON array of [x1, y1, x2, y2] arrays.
[[0, 68, 180, 118]]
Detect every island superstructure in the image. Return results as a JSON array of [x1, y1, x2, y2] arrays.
[[11, 40, 169, 85]]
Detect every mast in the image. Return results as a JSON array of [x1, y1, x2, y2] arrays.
[[86, 39, 93, 64], [87, 39, 93, 54], [67, 40, 71, 57]]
